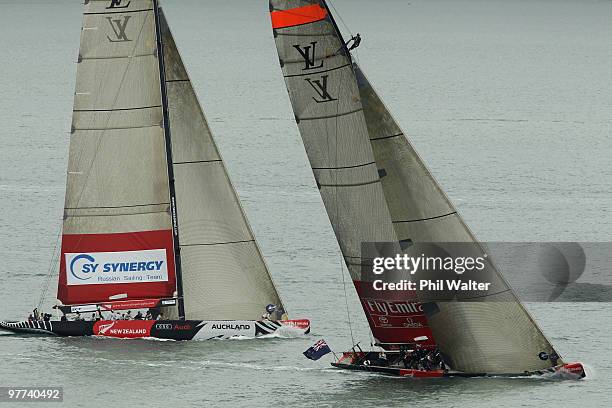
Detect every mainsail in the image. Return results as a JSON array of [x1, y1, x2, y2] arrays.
[[269, 0, 432, 347], [58, 0, 284, 321], [271, 0, 560, 373], [59, 0, 176, 305]]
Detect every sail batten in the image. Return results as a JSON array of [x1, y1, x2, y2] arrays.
[[73, 105, 162, 112]]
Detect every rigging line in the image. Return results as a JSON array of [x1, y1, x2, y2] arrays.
[[331, 64, 355, 346], [38, 229, 63, 310], [326, 0, 360, 66], [326, 0, 354, 38]]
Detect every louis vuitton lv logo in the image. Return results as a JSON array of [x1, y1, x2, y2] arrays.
[[305, 75, 337, 103], [293, 41, 324, 71], [106, 0, 131, 8], [106, 16, 132, 42]]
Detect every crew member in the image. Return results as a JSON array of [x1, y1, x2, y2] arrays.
[[262, 304, 276, 320], [378, 351, 388, 367], [347, 33, 362, 51]]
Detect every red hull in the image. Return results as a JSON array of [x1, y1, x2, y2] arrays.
[[332, 351, 585, 379]]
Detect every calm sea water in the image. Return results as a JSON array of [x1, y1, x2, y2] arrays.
[[1, 0, 611, 407]]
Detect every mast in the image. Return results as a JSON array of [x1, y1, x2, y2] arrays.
[[153, 0, 185, 320]]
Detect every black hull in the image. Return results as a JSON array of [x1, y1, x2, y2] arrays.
[[0, 319, 310, 340]]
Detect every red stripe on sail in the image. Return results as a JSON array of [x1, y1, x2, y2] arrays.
[[57, 230, 176, 305], [270, 4, 328, 29], [354, 280, 437, 349]]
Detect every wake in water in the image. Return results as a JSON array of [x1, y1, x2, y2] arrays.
[[197, 359, 324, 373]]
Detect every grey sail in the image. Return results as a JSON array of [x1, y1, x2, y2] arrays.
[[159, 9, 285, 320], [271, 0, 561, 373], [269, 0, 400, 288], [66, 0, 170, 238], [58, 0, 179, 305], [356, 64, 561, 373]]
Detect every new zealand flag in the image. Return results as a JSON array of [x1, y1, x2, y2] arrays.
[[303, 339, 332, 361]]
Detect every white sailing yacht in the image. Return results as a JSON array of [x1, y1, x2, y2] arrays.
[[1, 0, 309, 340]]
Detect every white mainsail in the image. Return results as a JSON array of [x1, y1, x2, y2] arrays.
[[59, 0, 177, 305], [67, 0, 169, 237]]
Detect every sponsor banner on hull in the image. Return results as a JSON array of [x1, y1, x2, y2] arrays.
[[58, 230, 176, 305], [65, 249, 168, 286], [68, 299, 167, 313], [280, 319, 310, 330], [93, 320, 155, 338], [192, 321, 256, 340], [2, 320, 310, 341]]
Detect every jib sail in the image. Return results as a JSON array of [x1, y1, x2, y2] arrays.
[[158, 9, 285, 320], [271, 0, 561, 373], [355, 63, 561, 373]]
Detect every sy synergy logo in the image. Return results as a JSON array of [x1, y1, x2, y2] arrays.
[[69, 254, 97, 281], [65, 249, 169, 286]]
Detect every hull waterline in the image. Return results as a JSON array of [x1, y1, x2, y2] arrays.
[[331, 352, 585, 380], [0, 319, 310, 340]]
